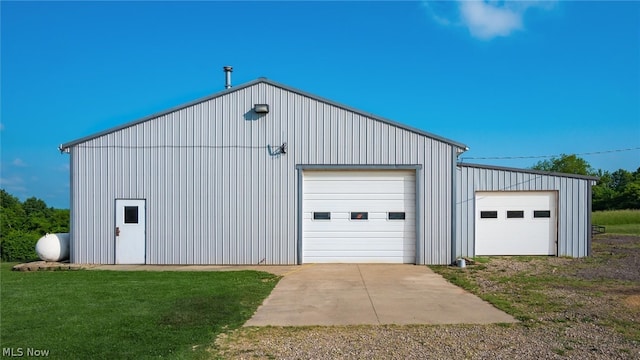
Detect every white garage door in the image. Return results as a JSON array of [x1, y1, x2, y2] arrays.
[[303, 170, 416, 263], [475, 191, 557, 256]]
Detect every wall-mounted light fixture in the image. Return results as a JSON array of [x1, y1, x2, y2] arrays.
[[254, 104, 269, 114]]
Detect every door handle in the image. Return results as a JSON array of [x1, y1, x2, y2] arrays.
[[115, 227, 120, 237]]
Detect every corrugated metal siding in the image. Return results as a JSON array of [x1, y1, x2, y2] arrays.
[[455, 164, 595, 258], [69, 82, 457, 265]]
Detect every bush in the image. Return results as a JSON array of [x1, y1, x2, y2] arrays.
[[0, 189, 69, 262], [0, 230, 40, 262]]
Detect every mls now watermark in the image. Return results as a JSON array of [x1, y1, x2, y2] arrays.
[[2, 348, 50, 357]]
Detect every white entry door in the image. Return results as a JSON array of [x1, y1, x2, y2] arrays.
[[115, 199, 146, 264]]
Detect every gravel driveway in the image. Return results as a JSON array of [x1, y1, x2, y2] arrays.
[[214, 235, 640, 359], [215, 323, 637, 359]]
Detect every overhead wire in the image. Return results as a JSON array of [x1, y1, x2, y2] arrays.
[[459, 147, 640, 161]]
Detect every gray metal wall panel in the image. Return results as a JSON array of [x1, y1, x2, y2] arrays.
[[69, 82, 457, 265], [456, 165, 594, 258]]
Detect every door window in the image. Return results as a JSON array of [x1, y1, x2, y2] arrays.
[[124, 206, 139, 224]]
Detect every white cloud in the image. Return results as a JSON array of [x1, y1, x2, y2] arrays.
[[459, 1, 523, 39], [12, 158, 27, 167], [422, 2, 457, 26], [0, 176, 27, 193], [424, 1, 557, 40], [0, 176, 22, 186]]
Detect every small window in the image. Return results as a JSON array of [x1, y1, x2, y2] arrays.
[[124, 206, 139, 224], [388, 212, 406, 220], [480, 211, 498, 219], [507, 211, 524, 219], [313, 212, 331, 220], [534, 210, 551, 218], [350, 212, 368, 220]]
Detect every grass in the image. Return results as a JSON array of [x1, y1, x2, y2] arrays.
[[593, 209, 640, 235], [443, 263, 570, 322], [598, 223, 640, 235], [0, 263, 279, 359], [430, 236, 640, 341]]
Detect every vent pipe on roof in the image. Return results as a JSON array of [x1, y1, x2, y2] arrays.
[[223, 66, 233, 89]]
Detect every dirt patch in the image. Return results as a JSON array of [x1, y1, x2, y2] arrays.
[[625, 295, 640, 309], [575, 235, 640, 282]]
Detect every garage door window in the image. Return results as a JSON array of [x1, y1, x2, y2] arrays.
[[507, 210, 524, 219], [350, 212, 368, 220], [388, 212, 406, 220], [313, 212, 331, 220], [480, 211, 498, 219], [534, 210, 551, 218]]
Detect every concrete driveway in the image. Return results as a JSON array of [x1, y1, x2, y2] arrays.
[[245, 264, 517, 326]]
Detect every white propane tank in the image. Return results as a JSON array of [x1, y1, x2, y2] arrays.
[[35, 233, 70, 262]]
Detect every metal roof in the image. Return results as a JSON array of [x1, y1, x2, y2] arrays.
[[59, 78, 469, 151], [457, 162, 599, 181]]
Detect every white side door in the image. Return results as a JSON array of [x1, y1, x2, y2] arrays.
[[115, 199, 146, 264]]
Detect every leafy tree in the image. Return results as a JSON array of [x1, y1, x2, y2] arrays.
[[614, 167, 640, 209], [531, 154, 594, 176], [592, 168, 640, 210], [0, 189, 70, 261], [50, 209, 71, 233], [23, 197, 50, 217], [592, 170, 613, 211], [530, 157, 639, 210], [0, 190, 26, 232], [619, 181, 640, 209], [610, 169, 634, 193]]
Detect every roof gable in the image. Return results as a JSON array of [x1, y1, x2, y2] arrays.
[[60, 78, 468, 151]]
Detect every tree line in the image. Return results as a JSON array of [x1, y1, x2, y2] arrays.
[[0, 189, 69, 261], [532, 154, 640, 211]]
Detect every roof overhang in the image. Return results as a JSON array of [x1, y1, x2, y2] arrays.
[[457, 162, 599, 182]]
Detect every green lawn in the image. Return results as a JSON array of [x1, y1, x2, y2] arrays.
[[0, 263, 279, 359], [431, 235, 640, 343], [593, 209, 640, 235]]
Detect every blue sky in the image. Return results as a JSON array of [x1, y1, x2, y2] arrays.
[[1, 1, 639, 209]]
